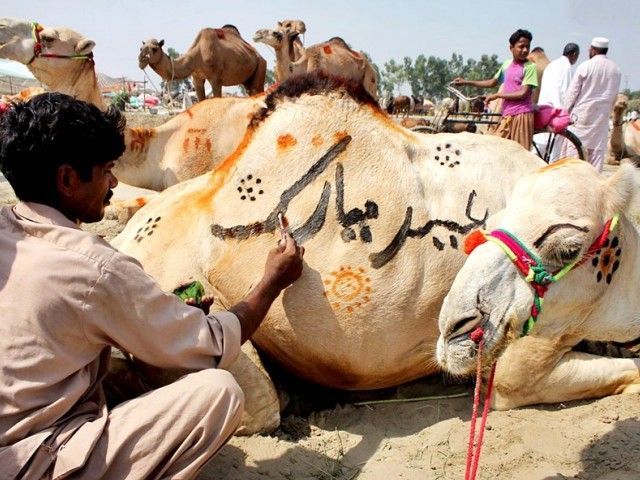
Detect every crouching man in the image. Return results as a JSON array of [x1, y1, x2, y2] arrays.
[[0, 93, 304, 479]]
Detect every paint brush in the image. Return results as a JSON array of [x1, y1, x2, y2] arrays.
[[277, 212, 288, 245]]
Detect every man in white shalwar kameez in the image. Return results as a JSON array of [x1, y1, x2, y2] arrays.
[[563, 37, 621, 172], [534, 43, 580, 162]]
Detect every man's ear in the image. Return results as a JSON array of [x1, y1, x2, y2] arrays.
[[56, 164, 80, 199]]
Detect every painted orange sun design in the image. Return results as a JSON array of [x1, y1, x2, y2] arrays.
[[323, 266, 372, 314]]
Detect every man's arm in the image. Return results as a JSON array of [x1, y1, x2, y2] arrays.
[[563, 64, 586, 112], [485, 84, 532, 103], [230, 233, 304, 343], [452, 77, 498, 89]]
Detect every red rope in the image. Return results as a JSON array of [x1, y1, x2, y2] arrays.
[[465, 327, 497, 480]]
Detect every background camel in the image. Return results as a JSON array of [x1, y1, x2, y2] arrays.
[[112, 73, 545, 432], [253, 28, 378, 99], [607, 93, 640, 165], [0, 18, 104, 108], [528, 46, 550, 105], [276, 19, 306, 61], [0, 18, 267, 195], [439, 159, 640, 409], [139, 25, 267, 100], [115, 96, 265, 190]]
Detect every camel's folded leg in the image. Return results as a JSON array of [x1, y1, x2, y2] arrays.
[[491, 335, 640, 410], [104, 197, 150, 223]]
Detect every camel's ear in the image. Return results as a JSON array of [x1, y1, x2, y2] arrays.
[[158, 39, 165, 48], [277, 21, 283, 27], [603, 160, 638, 217], [75, 39, 95, 55]]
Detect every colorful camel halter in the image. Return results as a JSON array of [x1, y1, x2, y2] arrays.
[[28, 22, 94, 65], [464, 215, 619, 336]]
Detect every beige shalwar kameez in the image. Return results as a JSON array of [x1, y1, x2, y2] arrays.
[[0, 202, 244, 480]]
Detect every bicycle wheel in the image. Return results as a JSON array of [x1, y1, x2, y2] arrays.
[[532, 129, 587, 163]]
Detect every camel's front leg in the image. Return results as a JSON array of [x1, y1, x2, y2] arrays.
[[208, 78, 222, 98], [193, 76, 206, 101], [492, 335, 640, 410]]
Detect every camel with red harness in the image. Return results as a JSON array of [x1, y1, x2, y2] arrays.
[[0, 18, 103, 108]]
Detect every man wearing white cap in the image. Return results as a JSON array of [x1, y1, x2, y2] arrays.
[[563, 37, 621, 171]]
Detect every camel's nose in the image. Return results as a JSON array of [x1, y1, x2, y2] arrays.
[[446, 312, 482, 341]]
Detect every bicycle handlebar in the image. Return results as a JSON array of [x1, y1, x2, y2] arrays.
[[446, 83, 484, 103]]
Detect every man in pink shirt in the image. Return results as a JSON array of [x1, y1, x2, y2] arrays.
[[453, 29, 539, 150], [0, 93, 305, 479]]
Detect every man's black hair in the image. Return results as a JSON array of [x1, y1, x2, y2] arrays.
[[592, 46, 608, 55], [0, 92, 125, 205], [563, 43, 580, 56], [509, 29, 533, 46]]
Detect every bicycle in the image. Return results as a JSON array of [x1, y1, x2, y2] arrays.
[[411, 83, 587, 164]]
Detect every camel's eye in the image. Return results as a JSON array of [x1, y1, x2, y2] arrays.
[[274, 31, 282, 41], [40, 35, 54, 45], [558, 246, 581, 263]]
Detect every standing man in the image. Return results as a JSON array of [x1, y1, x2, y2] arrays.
[[563, 37, 621, 172], [453, 29, 538, 150], [0, 93, 305, 479], [538, 43, 580, 108], [535, 42, 580, 162]]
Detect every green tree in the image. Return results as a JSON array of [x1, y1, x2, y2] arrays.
[[380, 59, 405, 96]]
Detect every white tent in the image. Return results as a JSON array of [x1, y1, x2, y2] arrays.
[[0, 59, 35, 79]]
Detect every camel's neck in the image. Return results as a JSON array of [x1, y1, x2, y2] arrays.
[[150, 53, 194, 81], [273, 41, 293, 82], [568, 217, 640, 342], [29, 59, 106, 110]]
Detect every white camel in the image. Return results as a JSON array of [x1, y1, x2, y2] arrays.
[[438, 159, 640, 409], [112, 73, 546, 433]]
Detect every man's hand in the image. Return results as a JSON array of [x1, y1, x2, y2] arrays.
[[484, 93, 499, 106], [185, 294, 215, 315], [263, 232, 305, 293], [451, 77, 466, 86], [230, 232, 305, 343]]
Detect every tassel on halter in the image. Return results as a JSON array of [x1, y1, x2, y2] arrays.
[[464, 230, 488, 255]]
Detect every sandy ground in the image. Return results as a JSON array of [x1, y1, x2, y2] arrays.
[[1, 115, 639, 479]]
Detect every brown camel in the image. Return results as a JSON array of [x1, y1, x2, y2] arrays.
[[276, 19, 306, 61], [139, 25, 267, 100], [527, 47, 550, 105], [253, 28, 378, 99], [607, 93, 640, 166]]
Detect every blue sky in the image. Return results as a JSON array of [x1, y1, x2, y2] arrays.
[[5, 0, 640, 90]]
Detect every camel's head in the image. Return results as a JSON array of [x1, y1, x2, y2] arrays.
[[613, 93, 629, 115], [277, 19, 306, 35], [437, 160, 638, 376], [139, 38, 164, 69], [253, 29, 285, 48], [0, 18, 94, 65]]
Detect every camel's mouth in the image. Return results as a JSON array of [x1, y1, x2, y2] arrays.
[[437, 312, 512, 376], [138, 54, 149, 69]]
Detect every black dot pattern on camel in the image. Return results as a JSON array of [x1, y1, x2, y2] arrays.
[[237, 175, 265, 201], [134, 216, 161, 242], [434, 144, 462, 168], [592, 236, 621, 284]]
